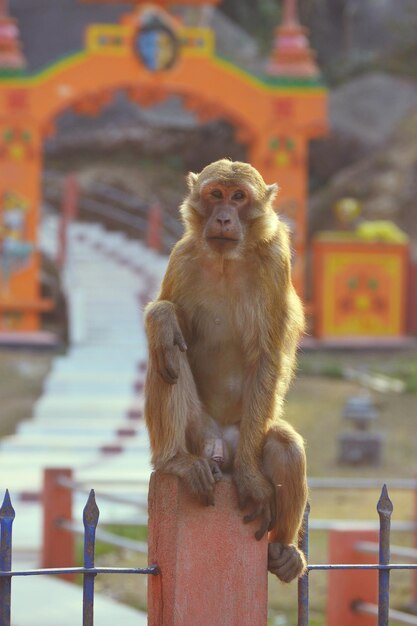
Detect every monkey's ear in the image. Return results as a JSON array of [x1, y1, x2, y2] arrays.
[[186, 172, 198, 191], [266, 183, 279, 202]]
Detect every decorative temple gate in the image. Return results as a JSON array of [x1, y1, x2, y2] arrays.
[[0, 0, 327, 336]]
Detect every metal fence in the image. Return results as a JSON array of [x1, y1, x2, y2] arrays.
[[1, 475, 417, 625], [0, 489, 158, 626], [298, 484, 417, 626]]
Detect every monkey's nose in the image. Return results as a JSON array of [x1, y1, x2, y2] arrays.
[[216, 217, 231, 226]]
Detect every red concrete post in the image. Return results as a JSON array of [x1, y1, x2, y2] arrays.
[[327, 529, 378, 626], [148, 472, 268, 626], [58, 174, 79, 267], [42, 468, 75, 582], [146, 202, 162, 252]]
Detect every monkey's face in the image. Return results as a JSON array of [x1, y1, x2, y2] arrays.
[[200, 182, 250, 254], [181, 160, 280, 257]]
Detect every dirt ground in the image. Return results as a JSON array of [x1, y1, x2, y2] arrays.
[[0, 349, 53, 439]]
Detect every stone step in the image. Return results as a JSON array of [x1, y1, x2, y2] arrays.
[[0, 456, 151, 491], [35, 394, 135, 409], [43, 380, 138, 394], [54, 353, 142, 366], [44, 372, 144, 385], [77, 454, 152, 482], [34, 410, 134, 421], [17, 419, 146, 436], [15, 420, 148, 436], [33, 406, 143, 422], [0, 435, 149, 454], [0, 451, 102, 468], [49, 366, 142, 379]]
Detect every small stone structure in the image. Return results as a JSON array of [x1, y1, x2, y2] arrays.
[[338, 395, 383, 466]]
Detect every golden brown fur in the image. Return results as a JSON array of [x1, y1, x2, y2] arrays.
[[144, 159, 307, 582]]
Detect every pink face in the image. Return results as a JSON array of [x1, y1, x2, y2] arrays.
[[200, 182, 254, 252]]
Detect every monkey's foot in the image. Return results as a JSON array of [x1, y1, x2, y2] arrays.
[[233, 467, 275, 541], [268, 543, 306, 583]]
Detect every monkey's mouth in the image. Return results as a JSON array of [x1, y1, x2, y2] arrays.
[[207, 236, 240, 243]]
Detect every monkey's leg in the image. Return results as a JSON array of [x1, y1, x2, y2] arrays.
[[262, 421, 307, 583], [145, 351, 218, 506]]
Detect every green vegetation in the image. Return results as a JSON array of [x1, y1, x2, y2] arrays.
[[220, 0, 281, 54], [75, 524, 148, 562], [299, 349, 417, 394], [298, 358, 344, 379], [385, 361, 417, 393]]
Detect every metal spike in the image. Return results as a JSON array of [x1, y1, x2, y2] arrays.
[[377, 484, 393, 519], [83, 490, 99, 529], [0, 491, 15, 521], [298, 502, 310, 626]]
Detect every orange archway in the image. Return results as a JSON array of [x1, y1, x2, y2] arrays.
[[0, 1, 327, 335]]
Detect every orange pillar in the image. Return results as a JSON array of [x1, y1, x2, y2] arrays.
[[148, 472, 268, 626], [327, 529, 378, 626], [0, 113, 52, 332], [408, 263, 417, 335], [42, 468, 75, 582]]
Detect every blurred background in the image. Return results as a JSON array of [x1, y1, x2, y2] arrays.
[[0, 0, 416, 624]]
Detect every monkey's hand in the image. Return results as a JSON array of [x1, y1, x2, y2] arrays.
[[154, 324, 187, 385], [233, 466, 276, 541]]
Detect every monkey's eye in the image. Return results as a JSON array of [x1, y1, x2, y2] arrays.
[[211, 189, 223, 199], [232, 190, 245, 201]]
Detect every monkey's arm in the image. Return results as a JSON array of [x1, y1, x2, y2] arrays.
[[145, 300, 187, 384], [144, 246, 189, 384]]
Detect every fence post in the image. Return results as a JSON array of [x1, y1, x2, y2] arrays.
[[146, 202, 162, 252], [0, 491, 15, 626], [147, 472, 268, 626], [412, 475, 417, 612], [42, 468, 75, 582], [327, 529, 378, 626]]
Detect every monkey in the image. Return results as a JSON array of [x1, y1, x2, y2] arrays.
[[144, 159, 307, 583]]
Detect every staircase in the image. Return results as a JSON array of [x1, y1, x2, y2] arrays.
[[0, 212, 168, 589]]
